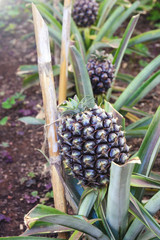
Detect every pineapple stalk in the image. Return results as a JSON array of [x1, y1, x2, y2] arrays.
[[58, 0, 72, 104], [32, 4, 67, 238]]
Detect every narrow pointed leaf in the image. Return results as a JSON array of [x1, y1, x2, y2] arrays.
[[131, 106, 160, 197], [93, 6, 124, 44], [129, 29, 160, 47], [114, 55, 160, 111], [70, 45, 95, 107], [107, 1, 140, 37], [124, 191, 160, 240], [126, 71, 160, 106], [71, 19, 86, 55], [126, 116, 152, 131], [18, 117, 45, 125], [36, 4, 62, 31], [136, 229, 158, 240], [26, 215, 109, 240], [22, 65, 60, 88], [48, 26, 61, 47], [22, 224, 72, 236], [107, 14, 139, 101], [116, 72, 134, 83], [27, 0, 62, 21], [131, 174, 160, 189], [78, 190, 98, 217], [17, 64, 38, 75], [126, 128, 147, 138], [128, 193, 160, 239], [113, 14, 139, 75], [71, 18, 86, 53], [97, 0, 117, 28], [94, 191, 116, 240], [121, 106, 151, 117], [69, 219, 101, 240], [134, 106, 160, 176], [150, 171, 160, 181], [65, 174, 83, 207], [25, 204, 66, 221], [22, 73, 39, 88], [69, 231, 83, 240], [87, 40, 121, 60]]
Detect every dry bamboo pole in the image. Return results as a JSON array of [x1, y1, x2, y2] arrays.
[[53, 0, 61, 68], [32, 4, 67, 239], [58, 0, 72, 104]]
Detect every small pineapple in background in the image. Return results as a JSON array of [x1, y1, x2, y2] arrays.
[[87, 51, 115, 95], [58, 96, 129, 187], [72, 0, 99, 28]]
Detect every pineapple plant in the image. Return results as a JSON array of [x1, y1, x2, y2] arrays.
[[58, 96, 129, 187], [87, 51, 115, 95], [14, 104, 160, 240], [72, 0, 99, 28], [3, 6, 160, 240]]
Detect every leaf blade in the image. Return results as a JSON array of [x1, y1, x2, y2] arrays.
[[114, 55, 160, 111], [106, 158, 140, 239], [70, 45, 95, 107]]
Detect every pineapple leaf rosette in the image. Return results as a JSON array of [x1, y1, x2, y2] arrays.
[[58, 96, 129, 187]]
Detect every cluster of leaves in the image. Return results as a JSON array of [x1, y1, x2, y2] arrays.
[[0, 92, 26, 126], [0, 116, 8, 126], [12, 46, 160, 240], [2, 92, 25, 109]]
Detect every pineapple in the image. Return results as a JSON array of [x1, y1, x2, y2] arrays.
[[72, 0, 99, 28], [58, 97, 129, 187], [87, 51, 115, 95]]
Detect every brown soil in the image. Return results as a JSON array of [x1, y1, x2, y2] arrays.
[[0, 1, 53, 236], [0, 1, 160, 238]]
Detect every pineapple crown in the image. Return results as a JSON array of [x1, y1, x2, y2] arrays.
[[90, 50, 113, 63], [58, 95, 94, 116]]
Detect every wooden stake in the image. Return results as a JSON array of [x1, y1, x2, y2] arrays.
[[32, 4, 67, 238], [53, 0, 61, 68], [58, 0, 72, 104]]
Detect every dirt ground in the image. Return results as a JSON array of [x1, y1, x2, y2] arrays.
[[0, 0, 160, 237], [0, 1, 53, 236]]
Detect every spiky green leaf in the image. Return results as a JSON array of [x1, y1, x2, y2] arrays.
[[114, 55, 160, 111], [128, 193, 160, 239], [18, 117, 45, 125], [106, 1, 140, 37], [70, 45, 95, 107], [129, 29, 160, 47], [93, 6, 124, 44], [97, 0, 117, 28], [126, 71, 160, 107]]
